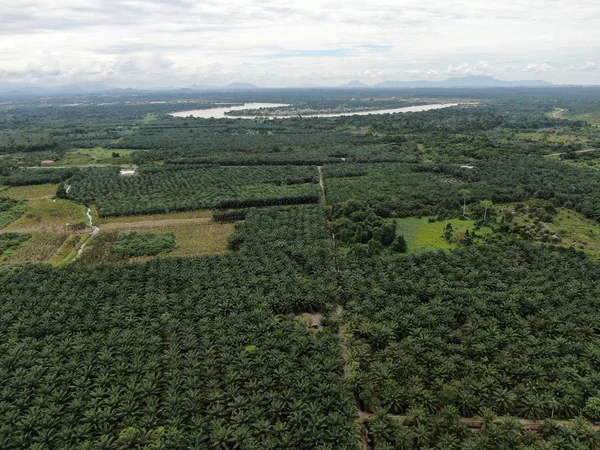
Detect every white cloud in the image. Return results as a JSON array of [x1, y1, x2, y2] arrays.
[[525, 62, 552, 73], [0, 0, 599, 86], [443, 61, 495, 76], [582, 61, 598, 71]]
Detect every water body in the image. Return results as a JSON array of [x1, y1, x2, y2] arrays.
[[170, 102, 461, 119], [170, 103, 290, 118]]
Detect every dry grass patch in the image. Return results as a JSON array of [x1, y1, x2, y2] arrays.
[[1, 184, 59, 200], [96, 209, 212, 225], [48, 234, 88, 266]]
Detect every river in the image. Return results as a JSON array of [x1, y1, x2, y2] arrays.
[[169, 102, 461, 119]]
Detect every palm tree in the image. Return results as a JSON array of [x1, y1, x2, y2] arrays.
[[480, 200, 494, 222], [459, 189, 471, 216]]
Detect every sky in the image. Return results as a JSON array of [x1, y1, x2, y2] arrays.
[[1, 0, 599, 88]]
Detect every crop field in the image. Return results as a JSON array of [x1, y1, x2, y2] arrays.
[[68, 165, 321, 216], [0, 232, 32, 261], [0, 206, 357, 449], [0, 198, 27, 229], [3, 232, 70, 263], [4, 89, 600, 448], [342, 241, 600, 421], [3, 167, 77, 186]]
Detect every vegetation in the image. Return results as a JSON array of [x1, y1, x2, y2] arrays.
[[3, 87, 600, 448], [0, 197, 27, 228], [342, 241, 600, 420], [0, 184, 59, 200], [0, 232, 31, 260], [2, 199, 87, 232], [0, 206, 357, 449], [112, 231, 176, 257], [68, 166, 320, 216], [3, 168, 77, 186], [3, 232, 69, 263]]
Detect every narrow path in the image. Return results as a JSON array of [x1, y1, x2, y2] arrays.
[[545, 147, 599, 158], [73, 207, 99, 260], [319, 165, 370, 449], [552, 107, 565, 118], [358, 411, 600, 432], [318, 166, 327, 204], [66, 184, 71, 194]]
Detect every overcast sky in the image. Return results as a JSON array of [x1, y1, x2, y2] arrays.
[[1, 0, 599, 87]]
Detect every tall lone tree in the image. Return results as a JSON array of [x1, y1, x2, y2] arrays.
[[459, 189, 471, 216]]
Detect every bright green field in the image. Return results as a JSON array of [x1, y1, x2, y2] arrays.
[[60, 147, 139, 166], [394, 217, 480, 253]]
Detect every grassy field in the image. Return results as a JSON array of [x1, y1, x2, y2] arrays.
[[60, 147, 138, 166], [4, 232, 69, 263], [568, 112, 600, 127], [394, 217, 480, 253], [514, 207, 600, 258], [3, 198, 88, 232], [0, 183, 59, 200], [48, 234, 88, 266]]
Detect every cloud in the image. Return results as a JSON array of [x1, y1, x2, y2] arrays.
[[0, 0, 599, 86], [582, 61, 598, 70], [443, 61, 495, 76], [525, 62, 552, 72], [267, 49, 349, 59]]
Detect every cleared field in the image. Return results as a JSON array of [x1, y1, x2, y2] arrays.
[[76, 216, 233, 266], [4, 232, 69, 263], [394, 217, 480, 253], [517, 132, 590, 144], [60, 147, 138, 166], [0, 183, 59, 200], [2, 198, 88, 232], [568, 112, 600, 127]]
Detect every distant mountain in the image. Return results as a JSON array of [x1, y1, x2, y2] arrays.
[[0, 82, 112, 94], [222, 82, 261, 90], [339, 80, 371, 88], [374, 75, 552, 88], [186, 82, 262, 91]]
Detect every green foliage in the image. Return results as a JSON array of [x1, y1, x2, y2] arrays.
[[391, 234, 407, 252], [0, 232, 31, 260], [343, 241, 600, 419], [584, 397, 600, 420], [0, 197, 27, 228], [112, 231, 176, 258], [0, 206, 356, 449], [3, 168, 77, 186], [369, 411, 600, 449], [331, 199, 398, 253]]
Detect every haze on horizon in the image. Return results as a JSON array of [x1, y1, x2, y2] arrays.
[[1, 0, 599, 89]]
